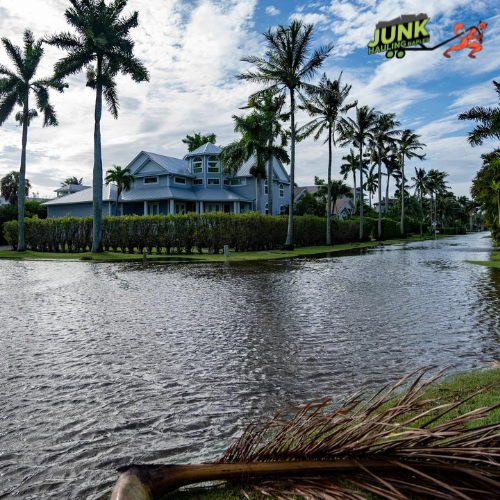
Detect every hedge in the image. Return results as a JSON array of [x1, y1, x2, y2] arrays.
[[3, 213, 362, 253]]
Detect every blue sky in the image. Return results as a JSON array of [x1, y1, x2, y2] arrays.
[[0, 0, 499, 198]]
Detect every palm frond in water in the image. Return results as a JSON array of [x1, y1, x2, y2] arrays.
[[218, 368, 500, 499]]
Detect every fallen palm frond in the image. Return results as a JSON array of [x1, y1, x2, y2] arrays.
[[111, 368, 500, 500]]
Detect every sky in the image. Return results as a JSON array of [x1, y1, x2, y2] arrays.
[[0, 0, 499, 199]]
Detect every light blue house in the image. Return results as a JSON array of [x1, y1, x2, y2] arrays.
[[44, 142, 290, 217]]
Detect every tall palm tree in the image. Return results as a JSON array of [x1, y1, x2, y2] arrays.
[[242, 94, 288, 216], [411, 167, 428, 237], [397, 129, 426, 235], [458, 80, 500, 146], [369, 113, 401, 238], [425, 169, 448, 229], [238, 20, 333, 249], [182, 132, 217, 152], [338, 106, 378, 239], [221, 112, 289, 213], [381, 150, 400, 214], [340, 149, 359, 209], [298, 72, 357, 244], [0, 30, 65, 252], [46, 0, 149, 252], [104, 165, 133, 216], [364, 164, 378, 209], [61, 176, 83, 187], [0, 171, 32, 205]]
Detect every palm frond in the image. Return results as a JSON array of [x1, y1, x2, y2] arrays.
[[0, 91, 18, 126], [1, 37, 25, 78]]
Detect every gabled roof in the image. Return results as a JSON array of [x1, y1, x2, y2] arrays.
[[235, 155, 290, 183], [184, 142, 222, 158], [132, 151, 194, 177], [333, 197, 354, 214]]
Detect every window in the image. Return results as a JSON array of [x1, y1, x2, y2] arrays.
[[207, 204, 221, 212], [193, 178, 203, 185], [265, 202, 269, 215], [147, 202, 159, 215], [207, 178, 220, 185], [144, 176, 159, 185], [264, 180, 268, 195], [223, 179, 230, 185], [280, 205, 286, 215], [192, 156, 203, 174], [207, 155, 220, 173], [174, 176, 186, 184], [224, 178, 246, 186], [279, 183, 284, 198]]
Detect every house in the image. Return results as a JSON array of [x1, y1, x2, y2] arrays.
[[43, 142, 291, 218], [373, 197, 394, 213], [294, 186, 319, 203], [55, 184, 90, 198], [332, 198, 355, 220], [0, 196, 8, 205]]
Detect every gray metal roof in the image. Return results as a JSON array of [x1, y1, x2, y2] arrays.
[[54, 184, 90, 193], [196, 188, 250, 202], [43, 186, 108, 205], [184, 142, 222, 158], [139, 152, 194, 177], [235, 155, 290, 183]]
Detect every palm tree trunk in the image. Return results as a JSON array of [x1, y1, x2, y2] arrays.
[[359, 144, 364, 240], [116, 187, 120, 216], [92, 57, 104, 253], [326, 126, 332, 245], [419, 189, 423, 237], [267, 138, 273, 216], [400, 158, 405, 236], [377, 150, 382, 239], [285, 88, 295, 250], [17, 94, 29, 252], [353, 170, 357, 214], [256, 174, 262, 213], [386, 173, 390, 214]]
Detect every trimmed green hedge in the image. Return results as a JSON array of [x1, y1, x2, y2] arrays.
[[3, 213, 362, 253]]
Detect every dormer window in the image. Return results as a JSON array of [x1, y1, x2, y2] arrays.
[[193, 156, 203, 174], [207, 156, 220, 173], [279, 183, 284, 198], [143, 176, 159, 185]]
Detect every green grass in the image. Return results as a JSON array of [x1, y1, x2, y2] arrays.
[[158, 367, 500, 500], [467, 249, 500, 269], [0, 234, 444, 263]]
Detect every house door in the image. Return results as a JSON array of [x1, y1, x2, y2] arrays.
[[147, 202, 159, 215], [224, 204, 231, 213], [175, 203, 186, 214]]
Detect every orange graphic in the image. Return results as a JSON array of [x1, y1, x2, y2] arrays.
[[443, 21, 487, 58]]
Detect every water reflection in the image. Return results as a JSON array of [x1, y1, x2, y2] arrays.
[[0, 233, 499, 499]]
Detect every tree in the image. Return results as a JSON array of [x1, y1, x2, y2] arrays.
[[381, 150, 400, 214], [182, 132, 217, 152], [61, 176, 83, 187], [458, 80, 500, 146], [397, 129, 426, 235], [364, 164, 379, 209], [46, 0, 149, 252], [411, 167, 428, 237], [221, 112, 289, 213], [426, 169, 448, 228], [0, 30, 65, 251], [294, 191, 326, 217], [298, 73, 356, 244], [104, 164, 133, 216], [238, 20, 333, 249], [0, 171, 32, 205], [369, 113, 401, 238], [338, 106, 378, 239], [340, 149, 358, 209]]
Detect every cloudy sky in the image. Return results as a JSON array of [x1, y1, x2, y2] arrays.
[[0, 0, 499, 198]]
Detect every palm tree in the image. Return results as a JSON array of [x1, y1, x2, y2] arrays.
[[369, 113, 401, 238], [0, 171, 32, 205], [0, 30, 65, 251], [61, 176, 83, 187], [397, 129, 426, 235], [238, 20, 333, 249], [458, 80, 500, 146], [329, 179, 352, 219], [46, 0, 149, 252], [104, 165, 133, 216], [411, 167, 428, 237], [338, 106, 378, 239], [426, 169, 448, 228], [242, 94, 288, 216], [221, 112, 289, 213], [364, 164, 378, 209], [182, 132, 217, 152], [340, 149, 358, 209], [381, 150, 400, 214], [298, 73, 356, 244]]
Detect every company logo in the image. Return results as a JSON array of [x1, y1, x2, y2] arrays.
[[368, 14, 487, 60]]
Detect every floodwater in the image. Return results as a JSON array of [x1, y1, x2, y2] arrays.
[[0, 232, 499, 499]]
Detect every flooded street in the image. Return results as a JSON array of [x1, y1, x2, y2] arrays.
[[0, 232, 499, 499]]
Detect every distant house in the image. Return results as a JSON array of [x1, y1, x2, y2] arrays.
[[55, 184, 91, 198], [0, 196, 8, 205], [43, 142, 291, 217], [294, 186, 319, 203], [373, 197, 394, 213], [333, 198, 355, 220]]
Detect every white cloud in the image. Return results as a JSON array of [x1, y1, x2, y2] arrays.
[[265, 6, 280, 16]]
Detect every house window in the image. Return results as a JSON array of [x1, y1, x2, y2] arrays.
[[231, 178, 246, 186], [193, 178, 203, 185], [147, 202, 159, 215], [192, 156, 203, 174], [280, 205, 286, 215], [207, 204, 221, 212], [174, 177, 186, 184], [279, 183, 284, 198], [207, 156, 220, 173], [144, 176, 159, 185], [224, 179, 230, 185], [264, 180, 268, 195], [265, 203, 269, 215], [207, 178, 220, 185]]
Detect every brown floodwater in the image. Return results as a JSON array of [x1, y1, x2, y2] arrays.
[[0, 232, 499, 499]]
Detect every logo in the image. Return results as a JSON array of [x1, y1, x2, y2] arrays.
[[368, 14, 487, 60]]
